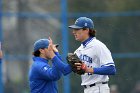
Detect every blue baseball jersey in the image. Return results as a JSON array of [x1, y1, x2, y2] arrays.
[[29, 57, 62, 93]]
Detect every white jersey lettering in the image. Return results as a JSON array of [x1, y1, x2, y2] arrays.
[[79, 54, 92, 63]]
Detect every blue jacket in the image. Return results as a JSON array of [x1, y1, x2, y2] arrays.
[[29, 56, 62, 93], [52, 53, 72, 76]]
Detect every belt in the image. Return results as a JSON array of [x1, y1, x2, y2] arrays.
[[83, 81, 108, 89]]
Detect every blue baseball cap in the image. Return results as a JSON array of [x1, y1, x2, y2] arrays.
[[33, 39, 49, 52], [68, 17, 94, 29]]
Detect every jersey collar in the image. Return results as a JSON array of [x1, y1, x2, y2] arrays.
[[82, 37, 94, 47], [33, 57, 49, 63]]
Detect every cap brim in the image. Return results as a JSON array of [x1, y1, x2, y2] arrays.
[[68, 25, 83, 29]]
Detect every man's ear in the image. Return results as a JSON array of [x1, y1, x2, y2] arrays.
[[85, 28, 90, 34], [39, 49, 44, 53]]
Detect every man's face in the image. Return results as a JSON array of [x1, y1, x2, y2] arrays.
[[39, 48, 51, 59], [72, 29, 89, 42]]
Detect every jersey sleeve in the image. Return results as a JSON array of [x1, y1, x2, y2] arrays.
[[55, 52, 62, 61], [52, 56, 72, 75], [96, 44, 115, 67], [94, 65, 116, 75]]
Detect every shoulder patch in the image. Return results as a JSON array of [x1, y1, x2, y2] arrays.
[[43, 66, 48, 71]]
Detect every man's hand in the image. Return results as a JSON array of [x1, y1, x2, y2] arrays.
[[48, 37, 59, 52], [67, 53, 86, 75], [75, 63, 87, 72], [75, 63, 94, 74], [0, 50, 2, 59], [46, 37, 55, 59], [0, 42, 2, 59]]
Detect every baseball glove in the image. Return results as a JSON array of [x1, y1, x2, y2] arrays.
[[66, 53, 85, 75]]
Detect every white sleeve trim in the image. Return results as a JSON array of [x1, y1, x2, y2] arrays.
[[101, 62, 115, 67]]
